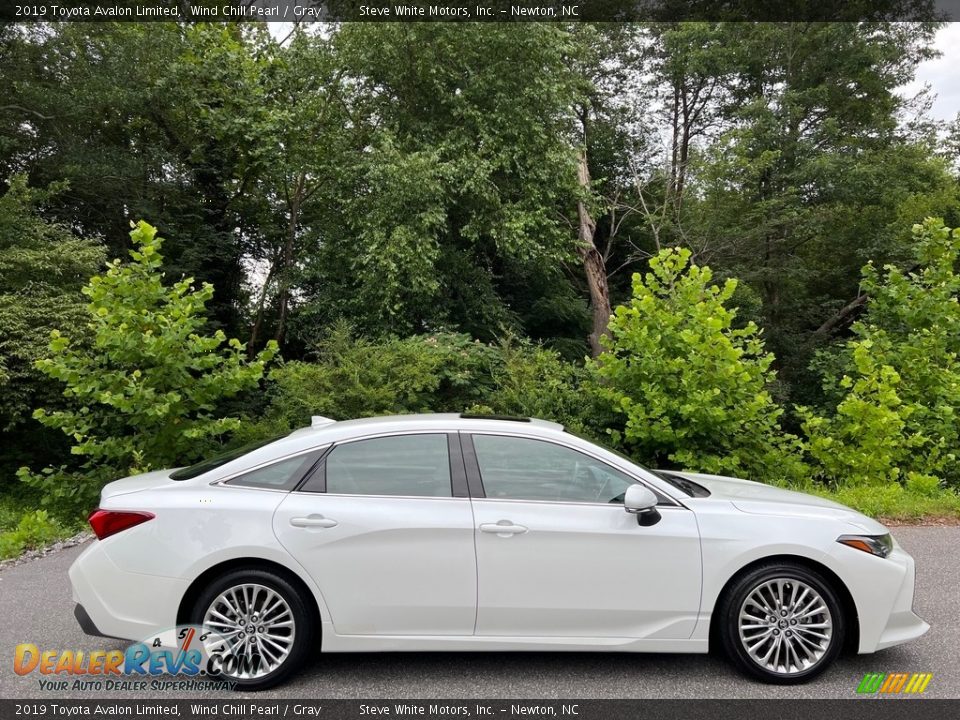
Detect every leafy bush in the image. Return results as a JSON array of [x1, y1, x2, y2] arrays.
[[18, 221, 278, 515], [464, 336, 604, 439], [593, 247, 805, 482], [801, 219, 960, 489], [0, 510, 64, 559], [800, 345, 915, 486], [239, 323, 499, 435], [234, 325, 603, 445], [0, 175, 106, 432]]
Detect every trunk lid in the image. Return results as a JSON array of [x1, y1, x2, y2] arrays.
[[100, 468, 177, 500]]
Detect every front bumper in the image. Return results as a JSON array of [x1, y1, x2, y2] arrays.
[[838, 542, 930, 654], [69, 539, 189, 642], [872, 546, 929, 651]]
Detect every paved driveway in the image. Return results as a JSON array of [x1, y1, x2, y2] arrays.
[[1, 527, 956, 699]]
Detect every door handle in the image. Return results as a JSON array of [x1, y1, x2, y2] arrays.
[[290, 514, 338, 529], [479, 521, 528, 536]]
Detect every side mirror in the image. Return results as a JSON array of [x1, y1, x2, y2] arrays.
[[624, 484, 661, 526]]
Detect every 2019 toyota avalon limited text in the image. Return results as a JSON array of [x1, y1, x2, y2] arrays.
[[69, 414, 928, 689]]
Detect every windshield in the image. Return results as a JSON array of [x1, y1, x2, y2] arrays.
[[170, 434, 289, 481], [564, 431, 709, 498]]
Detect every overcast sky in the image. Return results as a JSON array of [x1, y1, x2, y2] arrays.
[[903, 22, 960, 123]]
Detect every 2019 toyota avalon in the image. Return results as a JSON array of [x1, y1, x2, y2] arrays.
[[69, 414, 928, 689]]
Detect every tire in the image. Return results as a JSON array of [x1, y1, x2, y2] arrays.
[[190, 568, 314, 691], [718, 562, 845, 684]]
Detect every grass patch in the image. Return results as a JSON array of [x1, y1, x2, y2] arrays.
[[0, 492, 40, 532], [806, 483, 960, 523], [0, 493, 83, 560]]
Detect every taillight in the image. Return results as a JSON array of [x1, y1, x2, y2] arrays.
[[88, 509, 155, 540]]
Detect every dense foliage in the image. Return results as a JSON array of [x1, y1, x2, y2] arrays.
[[0, 175, 106, 502], [236, 325, 599, 445], [802, 219, 960, 491], [18, 222, 277, 515], [1, 18, 960, 542], [595, 249, 804, 483]]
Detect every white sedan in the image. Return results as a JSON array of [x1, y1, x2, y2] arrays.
[[70, 414, 928, 689]]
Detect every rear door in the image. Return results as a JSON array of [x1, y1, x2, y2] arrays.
[[272, 432, 477, 636]]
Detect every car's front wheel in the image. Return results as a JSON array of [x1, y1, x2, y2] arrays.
[[190, 568, 314, 690], [718, 562, 845, 683]]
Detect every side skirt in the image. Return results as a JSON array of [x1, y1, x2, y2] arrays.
[[318, 623, 709, 654]]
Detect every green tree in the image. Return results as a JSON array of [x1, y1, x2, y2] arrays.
[[0, 23, 273, 334], [255, 324, 499, 430], [679, 22, 956, 403], [594, 248, 803, 482], [0, 176, 106, 431], [296, 23, 585, 343], [801, 218, 960, 490], [19, 221, 277, 514], [466, 336, 602, 439]]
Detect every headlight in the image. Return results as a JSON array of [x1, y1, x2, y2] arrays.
[[837, 533, 894, 558]]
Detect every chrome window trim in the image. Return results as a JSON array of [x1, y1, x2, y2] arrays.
[[297, 492, 469, 501], [468, 496, 688, 510], [208, 426, 688, 508]]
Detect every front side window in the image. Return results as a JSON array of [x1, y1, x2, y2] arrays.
[[472, 434, 636, 504], [226, 449, 325, 491], [323, 434, 452, 497]]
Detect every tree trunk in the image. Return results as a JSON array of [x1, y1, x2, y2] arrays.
[[576, 148, 612, 357], [274, 172, 305, 346], [814, 293, 868, 336], [248, 261, 276, 357]]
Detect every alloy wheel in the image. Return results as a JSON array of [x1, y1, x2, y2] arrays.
[[202, 582, 297, 680], [737, 577, 834, 675]]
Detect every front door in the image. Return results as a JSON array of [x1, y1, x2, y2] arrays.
[[273, 432, 477, 636], [466, 432, 702, 639]]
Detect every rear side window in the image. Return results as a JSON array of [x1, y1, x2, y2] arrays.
[[170, 434, 288, 480], [226, 449, 325, 491], [314, 434, 452, 497]]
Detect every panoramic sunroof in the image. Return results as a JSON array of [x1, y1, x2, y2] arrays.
[[459, 413, 531, 423]]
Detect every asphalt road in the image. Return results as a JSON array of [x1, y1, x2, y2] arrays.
[[1, 527, 957, 700]]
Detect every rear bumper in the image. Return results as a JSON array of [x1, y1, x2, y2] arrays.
[[73, 603, 112, 639], [69, 540, 188, 642]]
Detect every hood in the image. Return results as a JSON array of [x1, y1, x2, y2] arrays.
[[669, 471, 887, 533], [100, 468, 176, 501]]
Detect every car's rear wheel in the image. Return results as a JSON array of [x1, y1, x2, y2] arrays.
[[718, 562, 845, 684], [190, 568, 314, 690]]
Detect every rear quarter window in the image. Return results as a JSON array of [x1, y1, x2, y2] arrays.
[[226, 449, 326, 491]]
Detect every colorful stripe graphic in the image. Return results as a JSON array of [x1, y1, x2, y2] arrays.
[[856, 672, 932, 694]]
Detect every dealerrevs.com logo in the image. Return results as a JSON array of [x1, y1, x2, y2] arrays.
[[856, 672, 933, 695], [13, 625, 258, 691]]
